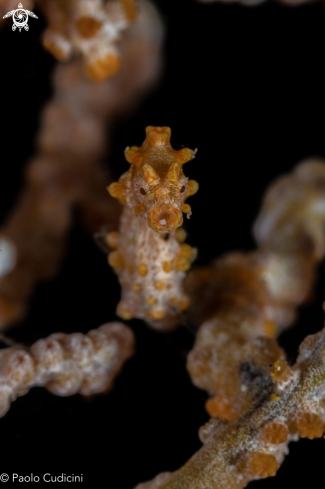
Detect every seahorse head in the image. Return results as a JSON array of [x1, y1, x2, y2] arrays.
[[108, 126, 198, 233]]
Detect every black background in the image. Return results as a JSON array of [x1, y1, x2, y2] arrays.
[[0, 0, 325, 487]]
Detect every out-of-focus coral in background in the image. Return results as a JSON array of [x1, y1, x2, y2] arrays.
[[0, 0, 163, 328]]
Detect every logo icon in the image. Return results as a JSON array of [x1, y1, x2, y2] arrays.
[[2, 2, 38, 32]]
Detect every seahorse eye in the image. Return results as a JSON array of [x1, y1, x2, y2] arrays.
[[180, 185, 186, 193], [140, 188, 146, 195]]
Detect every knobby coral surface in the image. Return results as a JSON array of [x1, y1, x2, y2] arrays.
[[38, 0, 137, 81], [1, 0, 138, 81], [135, 325, 325, 488], [107, 126, 198, 329], [0, 322, 134, 418], [135, 160, 325, 488], [0, 0, 163, 329], [186, 160, 325, 421]]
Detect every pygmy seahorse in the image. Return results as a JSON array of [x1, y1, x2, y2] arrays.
[[107, 126, 198, 330]]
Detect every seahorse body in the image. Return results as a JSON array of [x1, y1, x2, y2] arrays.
[[107, 126, 198, 329]]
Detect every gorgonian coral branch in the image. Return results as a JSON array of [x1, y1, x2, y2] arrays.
[[135, 159, 325, 489], [1, 0, 136, 78], [185, 159, 325, 420], [135, 325, 325, 488], [0, 0, 163, 329], [38, 0, 137, 81], [107, 126, 198, 329], [0, 322, 134, 418]]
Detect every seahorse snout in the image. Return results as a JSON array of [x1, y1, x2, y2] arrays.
[[148, 204, 183, 233]]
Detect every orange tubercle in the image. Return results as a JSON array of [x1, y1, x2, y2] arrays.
[[175, 256, 191, 272], [149, 308, 165, 320], [205, 396, 238, 421], [119, 0, 137, 22], [154, 280, 165, 291], [108, 251, 124, 268], [85, 52, 120, 82], [294, 412, 325, 439], [186, 180, 199, 197], [177, 297, 190, 313], [133, 203, 146, 215], [146, 296, 158, 306], [271, 359, 293, 385], [116, 303, 133, 320], [181, 203, 192, 217], [174, 148, 194, 164], [75, 16, 102, 39], [105, 231, 119, 249], [107, 182, 127, 205], [163, 261, 173, 273], [138, 264, 148, 277], [167, 163, 181, 182], [179, 244, 195, 260], [247, 453, 279, 478], [143, 165, 159, 184], [132, 283, 141, 293], [145, 126, 171, 147], [42, 33, 71, 61], [175, 228, 187, 243], [262, 421, 289, 444], [124, 147, 144, 166], [263, 320, 277, 338]]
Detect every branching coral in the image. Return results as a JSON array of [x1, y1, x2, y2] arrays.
[[0, 322, 134, 418], [1, 0, 138, 81], [0, 0, 163, 329], [107, 126, 198, 329], [186, 159, 325, 420], [38, 0, 137, 81], [135, 325, 325, 488], [134, 159, 325, 488]]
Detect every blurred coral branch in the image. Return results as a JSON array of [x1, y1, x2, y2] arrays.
[[0, 322, 134, 418], [0, 0, 163, 328], [1, 0, 138, 81]]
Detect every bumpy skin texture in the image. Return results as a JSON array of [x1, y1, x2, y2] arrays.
[[185, 159, 325, 420], [109, 126, 198, 234], [0, 0, 163, 329], [108, 206, 197, 329], [38, 0, 137, 82], [107, 127, 198, 329], [0, 322, 134, 418], [135, 326, 325, 489]]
